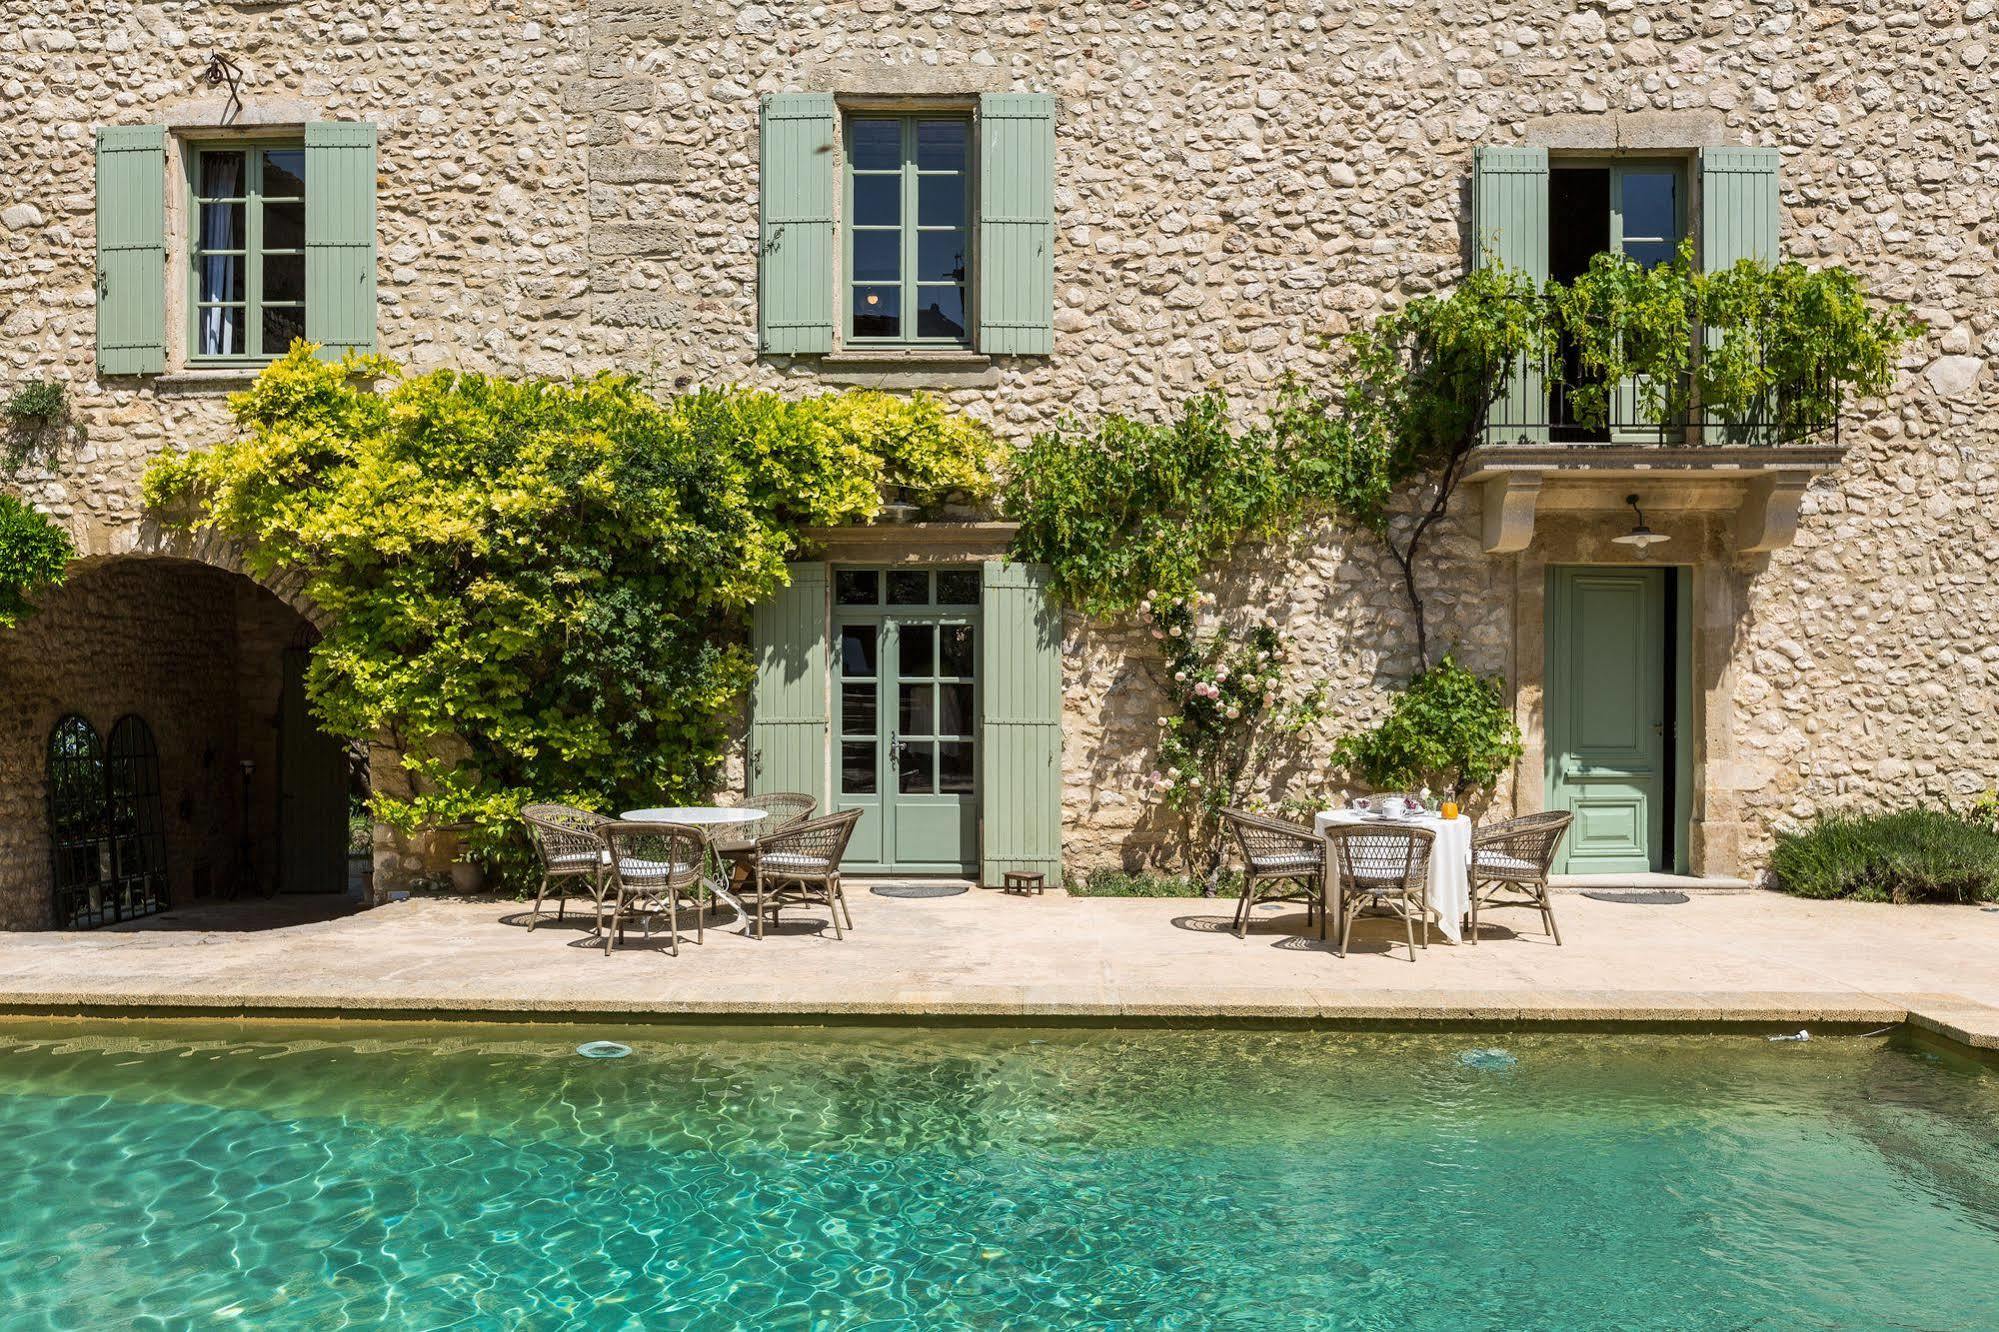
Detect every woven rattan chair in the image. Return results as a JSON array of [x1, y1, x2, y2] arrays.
[[714, 792, 817, 852], [520, 803, 610, 933], [1326, 823, 1435, 962], [1469, 811, 1572, 945], [747, 808, 862, 940], [599, 821, 708, 957], [1221, 808, 1326, 940]]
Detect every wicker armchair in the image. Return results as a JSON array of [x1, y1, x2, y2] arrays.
[[1221, 808, 1326, 940], [714, 792, 817, 852], [520, 803, 610, 933], [599, 821, 708, 957], [1326, 824, 1435, 962], [747, 808, 862, 940], [1469, 811, 1572, 945]]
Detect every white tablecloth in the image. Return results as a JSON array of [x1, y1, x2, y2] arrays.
[[1315, 810, 1473, 944]]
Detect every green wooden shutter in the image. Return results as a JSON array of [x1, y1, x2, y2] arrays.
[[978, 560, 1063, 884], [751, 561, 830, 808], [976, 92, 1056, 355], [1471, 145, 1549, 444], [1699, 147, 1779, 271], [94, 125, 167, 376], [758, 92, 836, 354], [304, 121, 378, 358], [1700, 148, 1780, 441]]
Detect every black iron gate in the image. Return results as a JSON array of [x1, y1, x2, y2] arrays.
[[47, 714, 169, 929]]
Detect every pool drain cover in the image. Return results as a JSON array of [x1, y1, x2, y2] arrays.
[[1581, 890, 1690, 905], [869, 882, 970, 899], [576, 1041, 633, 1059]]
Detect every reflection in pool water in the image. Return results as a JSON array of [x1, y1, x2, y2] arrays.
[[0, 1023, 1995, 1329]]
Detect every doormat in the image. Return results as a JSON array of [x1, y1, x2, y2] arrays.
[[1581, 889, 1690, 905], [869, 882, 971, 899]]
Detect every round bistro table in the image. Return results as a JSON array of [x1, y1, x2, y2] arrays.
[[620, 807, 766, 932]]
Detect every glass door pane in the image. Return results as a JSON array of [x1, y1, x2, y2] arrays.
[[837, 624, 880, 795]]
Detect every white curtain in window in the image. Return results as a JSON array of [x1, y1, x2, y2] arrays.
[[200, 155, 244, 355]]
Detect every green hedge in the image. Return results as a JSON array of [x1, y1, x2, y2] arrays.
[[1768, 810, 1999, 904], [1067, 868, 1244, 898]]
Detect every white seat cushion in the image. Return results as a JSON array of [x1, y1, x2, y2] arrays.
[[549, 850, 608, 869], [615, 856, 697, 881], [1251, 852, 1321, 872], [1474, 851, 1540, 879], [761, 852, 832, 873]]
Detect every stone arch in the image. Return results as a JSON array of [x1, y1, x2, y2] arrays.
[[72, 517, 331, 632]]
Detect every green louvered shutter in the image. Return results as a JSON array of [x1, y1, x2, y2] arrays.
[[758, 93, 836, 354], [978, 560, 1063, 885], [94, 125, 167, 376], [304, 122, 378, 358], [1471, 145, 1549, 444], [1700, 147, 1781, 442], [751, 562, 830, 809], [976, 92, 1056, 355]]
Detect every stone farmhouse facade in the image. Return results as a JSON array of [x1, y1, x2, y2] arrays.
[[1, 0, 1994, 926]]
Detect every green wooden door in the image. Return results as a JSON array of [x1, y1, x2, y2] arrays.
[[1547, 568, 1668, 874], [278, 647, 350, 895], [833, 569, 979, 874]]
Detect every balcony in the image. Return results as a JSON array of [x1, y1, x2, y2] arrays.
[[1466, 372, 1846, 557]]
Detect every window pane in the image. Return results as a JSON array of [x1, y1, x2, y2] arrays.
[[938, 741, 974, 793], [939, 682, 973, 735], [852, 231, 899, 283], [840, 624, 877, 677], [841, 741, 878, 795], [899, 683, 935, 736], [198, 151, 246, 198], [852, 174, 900, 227], [841, 682, 877, 736], [260, 305, 305, 355], [918, 231, 968, 283], [195, 306, 246, 356], [264, 200, 305, 250], [835, 569, 878, 605], [888, 570, 928, 605], [898, 623, 935, 676], [849, 120, 901, 172], [940, 623, 975, 675], [917, 174, 964, 228], [917, 286, 967, 341], [196, 253, 245, 304], [898, 741, 935, 794], [264, 253, 304, 303], [198, 202, 244, 252], [262, 148, 305, 198], [916, 120, 968, 172], [852, 286, 899, 338], [936, 572, 979, 606], [1620, 172, 1677, 241]]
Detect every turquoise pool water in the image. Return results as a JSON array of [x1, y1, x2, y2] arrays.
[[0, 1023, 1995, 1330]]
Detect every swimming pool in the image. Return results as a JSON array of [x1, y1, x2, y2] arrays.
[[0, 1022, 1994, 1329]]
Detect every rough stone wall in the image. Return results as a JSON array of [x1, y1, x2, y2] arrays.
[[3, 0, 1996, 880]]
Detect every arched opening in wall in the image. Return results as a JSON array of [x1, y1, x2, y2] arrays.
[[0, 556, 368, 932]]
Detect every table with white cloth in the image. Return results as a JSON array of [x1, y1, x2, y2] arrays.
[[620, 806, 765, 932], [1314, 809, 1474, 944]]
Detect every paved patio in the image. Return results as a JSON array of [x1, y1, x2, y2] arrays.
[[2, 886, 1997, 1047]]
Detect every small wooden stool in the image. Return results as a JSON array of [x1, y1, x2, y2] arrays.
[[1002, 871, 1045, 896]]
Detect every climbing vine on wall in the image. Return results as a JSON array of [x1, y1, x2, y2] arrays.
[[0, 493, 74, 629], [145, 345, 1002, 885]]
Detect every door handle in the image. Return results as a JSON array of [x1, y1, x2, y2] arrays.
[[888, 733, 899, 768]]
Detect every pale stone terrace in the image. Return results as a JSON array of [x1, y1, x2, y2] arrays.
[[2, 888, 1996, 1050]]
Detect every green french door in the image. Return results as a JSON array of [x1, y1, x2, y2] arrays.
[[1547, 566, 1689, 874], [834, 568, 979, 874]]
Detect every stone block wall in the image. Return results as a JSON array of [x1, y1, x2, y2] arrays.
[[2, 0, 1996, 883]]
